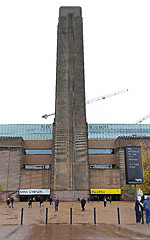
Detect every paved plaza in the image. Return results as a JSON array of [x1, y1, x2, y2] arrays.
[[0, 201, 150, 239]]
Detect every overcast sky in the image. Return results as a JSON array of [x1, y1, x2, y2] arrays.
[[0, 0, 150, 124]]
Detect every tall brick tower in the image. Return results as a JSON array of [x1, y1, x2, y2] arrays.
[[51, 7, 89, 200]]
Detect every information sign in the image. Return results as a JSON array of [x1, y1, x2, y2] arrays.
[[125, 146, 143, 184]]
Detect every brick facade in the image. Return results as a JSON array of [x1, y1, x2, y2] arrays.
[[0, 136, 150, 201]]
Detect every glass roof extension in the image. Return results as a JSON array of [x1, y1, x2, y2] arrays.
[[88, 124, 150, 140], [0, 124, 150, 140]]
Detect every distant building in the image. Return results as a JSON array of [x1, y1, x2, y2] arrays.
[[0, 124, 150, 201], [0, 7, 150, 201]]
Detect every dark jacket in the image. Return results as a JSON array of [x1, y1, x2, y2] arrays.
[[81, 198, 86, 206], [135, 200, 141, 212], [55, 199, 59, 207], [143, 197, 150, 210]]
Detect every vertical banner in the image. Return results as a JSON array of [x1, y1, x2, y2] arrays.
[[125, 146, 143, 184]]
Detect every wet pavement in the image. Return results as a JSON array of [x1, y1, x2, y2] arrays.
[[1, 224, 150, 240], [1, 201, 150, 239]]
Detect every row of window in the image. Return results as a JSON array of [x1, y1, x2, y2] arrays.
[[24, 149, 52, 155], [24, 149, 114, 155], [88, 149, 114, 154], [22, 164, 116, 170]]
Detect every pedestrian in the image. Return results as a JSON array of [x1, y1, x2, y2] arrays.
[[143, 197, 150, 225], [50, 197, 53, 205], [55, 197, 59, 211], [109, 196, 112, 203], [5, 198, 10, 208], [135, 199, 142, 223], [87, 197, 90, 203], [10, 197, 14, 208], [40, 197, 44, 207], [81, 197, 86, 211], [28, 198, 32, 208], [104, 196, 107, 207], [140, 197, 144, 224]]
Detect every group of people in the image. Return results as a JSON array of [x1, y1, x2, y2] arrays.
[[135, 196, 150, 225], [27, 196, 59, 211]]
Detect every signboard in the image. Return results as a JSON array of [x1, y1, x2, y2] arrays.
[[19, 189, 50, 195], [125, 146, 143, 184], [25, 165, 50, 170], [90, 189, 121, 195]]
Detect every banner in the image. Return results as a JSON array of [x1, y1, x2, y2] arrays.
[[125, 146, 143, 184], [19, 189, 50, 195], [90, 189, 121, 194]]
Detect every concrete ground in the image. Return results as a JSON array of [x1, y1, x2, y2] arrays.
[[0, 201, 150, 239]]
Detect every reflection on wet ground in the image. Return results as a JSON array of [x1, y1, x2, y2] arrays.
[[28, 224, 150, 240], [1, 223, 150, 240]]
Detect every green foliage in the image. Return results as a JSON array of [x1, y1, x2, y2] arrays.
[[124, 182, 135, 194], [0, 184, 3, 191]]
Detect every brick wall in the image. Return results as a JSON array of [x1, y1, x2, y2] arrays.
[[23, 140, 52, 149], [23, 155, 52, 165], [90, 169, 121, 189], [20, 169, 51, 189], [0, 138, 23, 197], [88, 140, 116, 149]]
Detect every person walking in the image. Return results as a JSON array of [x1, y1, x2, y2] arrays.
[[5, 198, 10, 208], [55, 197, 59, 211], [10, 197, 14, 208], [81, 197, 86, 211], [40, 197, 44, 207], [50, 197, 53, 206], [104, 196, 107, 207], [143, 197, 150, 225], [28, 198, 32, 208], [135, 199, 142, 223]]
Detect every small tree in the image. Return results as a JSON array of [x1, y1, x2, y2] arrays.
[[0, 184, 3, 191]]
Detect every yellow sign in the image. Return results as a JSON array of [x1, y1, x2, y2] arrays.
[[90, 189, 121, 195]]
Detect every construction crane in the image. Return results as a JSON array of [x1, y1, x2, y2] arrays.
[[42, 88, 128, 119], [87, 88, 128, 104], [42, 113, 55, 119], [136, 113, 150, 124]]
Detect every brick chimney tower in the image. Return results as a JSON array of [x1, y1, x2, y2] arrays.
[[51, 7, 89, 201]]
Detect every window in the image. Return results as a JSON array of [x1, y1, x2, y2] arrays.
[[88, 149, 114, 154], [23, 165, 51, 169], [90, 164, 116, 169], [24, 149, 52, 154]]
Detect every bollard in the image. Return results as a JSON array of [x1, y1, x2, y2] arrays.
[[46, 208, 48, 225], [21, 208, 23, 225], [94, 207, 96, 224], [117, 207, 120, 224], [70, 208, 72, 224]]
